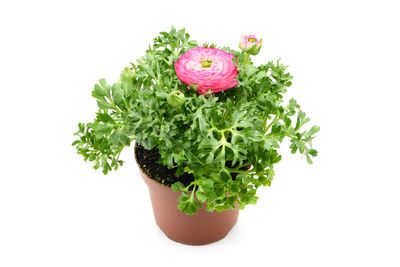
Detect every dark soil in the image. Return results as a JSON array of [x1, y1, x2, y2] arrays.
[[135, 144, 248, 188], [135, 144, 194, 187]]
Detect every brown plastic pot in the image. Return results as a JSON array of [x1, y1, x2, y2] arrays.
[[134, 150, 239, 245]]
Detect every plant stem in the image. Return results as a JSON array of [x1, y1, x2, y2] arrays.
[[243, 53, 250, 66], [232, 169, 252, 175], [264, 113, 281, 134], [190, 185, 196, 200], [226, 165, 253, 175]]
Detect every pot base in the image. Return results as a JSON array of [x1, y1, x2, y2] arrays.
[[137, 159, 239, 245], [154, 196, 238, 245]]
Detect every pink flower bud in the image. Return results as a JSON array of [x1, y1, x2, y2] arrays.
[[239, 35, 262, 55]]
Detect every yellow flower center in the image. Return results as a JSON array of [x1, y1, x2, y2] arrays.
[[248, 38, 257, 43], [201, 60, 212, 68]]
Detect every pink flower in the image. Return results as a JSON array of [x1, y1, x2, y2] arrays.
[[239, 35, 262, 55], [174, 47, 238, 95]]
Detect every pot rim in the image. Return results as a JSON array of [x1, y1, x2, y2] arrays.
[[134, 142, 252, 189]]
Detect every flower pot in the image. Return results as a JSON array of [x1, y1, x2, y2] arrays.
[[134, 149, 239, 245]]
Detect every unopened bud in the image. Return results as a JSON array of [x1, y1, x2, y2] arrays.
[[120, 66, 135, 81], [167, 90, 185, 108], [238, 35, 262, 55]]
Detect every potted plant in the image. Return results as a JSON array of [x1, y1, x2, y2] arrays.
[[73, 27, 319, 245]]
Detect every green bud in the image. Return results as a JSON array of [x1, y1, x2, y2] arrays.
[[167, 90, 185, 108], [120, 65, 135, 82]]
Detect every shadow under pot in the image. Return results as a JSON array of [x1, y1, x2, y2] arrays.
[[134, 145, 239, 246]]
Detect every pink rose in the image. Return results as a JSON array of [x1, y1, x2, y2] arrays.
[[174, 47, 238, 95]]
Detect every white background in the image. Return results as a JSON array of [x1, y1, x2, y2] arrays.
[[1, 0, 399, 266]]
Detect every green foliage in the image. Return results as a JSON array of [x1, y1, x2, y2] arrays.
[[73, 27, 319, 214]]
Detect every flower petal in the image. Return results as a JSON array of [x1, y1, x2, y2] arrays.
[[174, 47, 238, 95]]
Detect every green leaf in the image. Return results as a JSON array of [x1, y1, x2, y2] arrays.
[[308, 126, 320, 136], [92, 123, 112, 136], [96, 100, 114, 110], [177, 192, 202, 215], [308, 149, 318, 157], [200, 179, 214, 190], [71, 140, 80, 146], [93, 84, 107, 97], [295, 110, 311, 131], [112, 83, 124, 105], [110, 130, 128, 145], [192, 109, 208, 132], [306, 154, 313, 164], [247, 195, 259, 205], [220, 171, 231, 182], [171, 182, 184, 192], [97, 113, 115, 124], [196, 191, 207, 202]]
